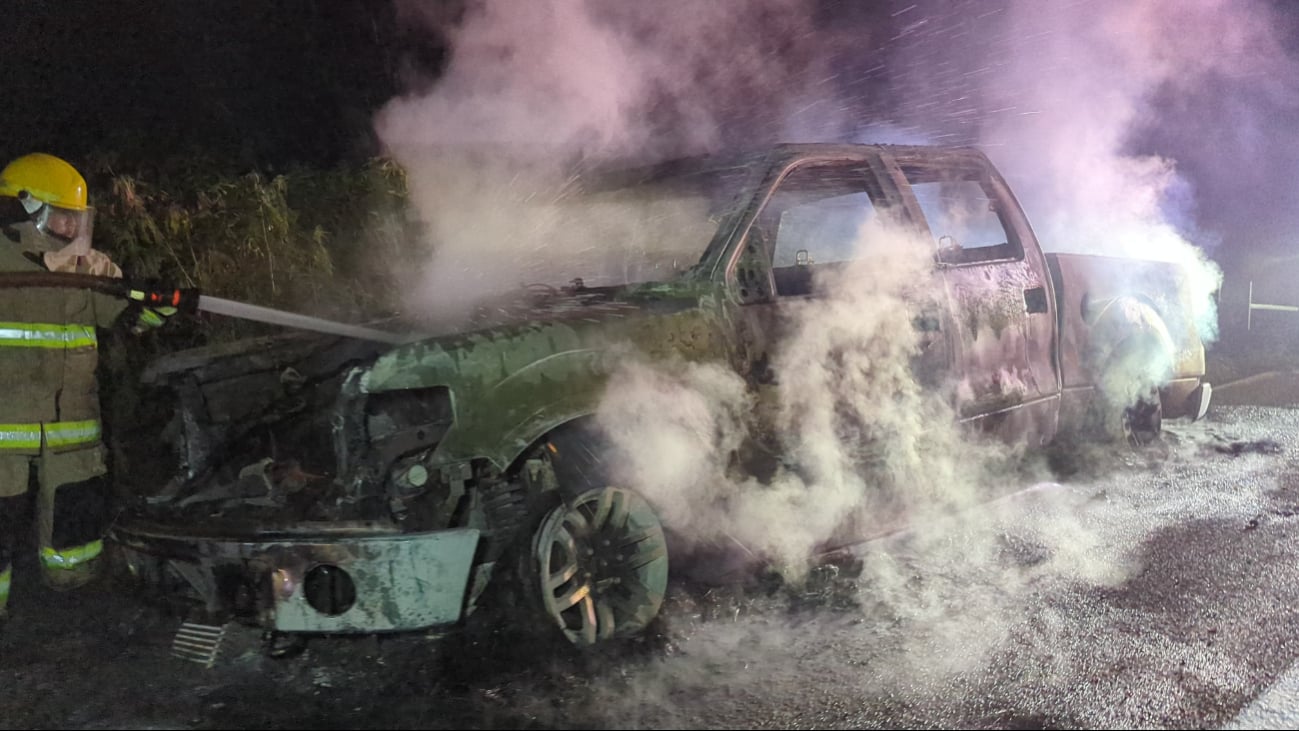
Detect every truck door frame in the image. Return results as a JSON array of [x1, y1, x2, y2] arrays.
[[879, 147, 1061, 445], [718, 148, 957, 447]]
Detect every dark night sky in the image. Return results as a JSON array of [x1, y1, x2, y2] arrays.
[[0, 1, 448, 171]]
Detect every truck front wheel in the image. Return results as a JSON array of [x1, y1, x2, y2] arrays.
[[523, 486, 669, 647]]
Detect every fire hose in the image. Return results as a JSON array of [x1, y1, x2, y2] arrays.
[[0, 272, 415, 345]]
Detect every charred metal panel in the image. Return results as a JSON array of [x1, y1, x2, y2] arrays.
[[143, 333, 386, 386], [111, 522, 480, 633], [269, 528, 479, 633], [883, 147, 1059, 442], [944, 259, 1054, 419]]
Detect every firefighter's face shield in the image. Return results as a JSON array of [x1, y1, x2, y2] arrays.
[[4, 192, 94, 254], [22, 193, 94, 252]]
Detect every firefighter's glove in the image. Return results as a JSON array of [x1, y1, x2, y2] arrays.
[[130, 306, 178, 335]]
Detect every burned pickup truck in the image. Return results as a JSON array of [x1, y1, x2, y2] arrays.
[[109, 144, 1212, 655]]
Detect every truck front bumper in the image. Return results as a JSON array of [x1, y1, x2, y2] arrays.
[[108, 519, 480, 634]]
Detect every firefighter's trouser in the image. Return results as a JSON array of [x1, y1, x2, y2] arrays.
[[0, 443, 108, 613]]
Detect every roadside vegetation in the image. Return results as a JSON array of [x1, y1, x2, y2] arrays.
[[88, 154, 417, 343]]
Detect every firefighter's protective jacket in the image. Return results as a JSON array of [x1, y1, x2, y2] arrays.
[[0, 241, 127, 455]]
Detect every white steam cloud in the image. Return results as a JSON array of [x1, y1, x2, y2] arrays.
[[968, 0, 1295, 345], [375, 0, 829, 320]]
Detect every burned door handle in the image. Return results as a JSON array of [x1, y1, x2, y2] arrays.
[[1024, 286, 1048, 314]]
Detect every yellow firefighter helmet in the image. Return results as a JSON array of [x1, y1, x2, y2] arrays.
[[0, 153, 88, 211]]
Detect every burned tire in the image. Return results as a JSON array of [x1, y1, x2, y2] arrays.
[[1099, 337, 1168, 448], [521, 486, 668, 648], [1121, 387, 1163, 447]]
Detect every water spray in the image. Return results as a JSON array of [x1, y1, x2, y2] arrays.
[[0, 272, 417, 345]]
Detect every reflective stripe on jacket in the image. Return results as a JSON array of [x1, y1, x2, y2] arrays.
[[41, 539, 103, 569], [0, 322, 97, 349], [0, 420, 101, 451]]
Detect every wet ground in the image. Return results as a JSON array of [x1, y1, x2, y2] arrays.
[[5, 361, 1299, 728]]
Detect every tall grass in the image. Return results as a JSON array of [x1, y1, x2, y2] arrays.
[[88, 155, 416, 341]]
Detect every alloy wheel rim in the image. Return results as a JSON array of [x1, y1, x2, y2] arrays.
[[531, 487, 669, 646]]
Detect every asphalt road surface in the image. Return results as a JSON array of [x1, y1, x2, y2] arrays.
[[4, 393, 1299, 728]]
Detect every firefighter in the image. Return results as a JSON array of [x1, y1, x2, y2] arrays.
[[0, 153, 171, 621]]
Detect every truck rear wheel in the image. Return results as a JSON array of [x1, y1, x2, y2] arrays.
[[1121, 387, 1163, 447], [522, 486, 669, 647]]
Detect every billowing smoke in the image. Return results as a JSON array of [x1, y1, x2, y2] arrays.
[[376, 0, 1292, 337], [374, 0, 837, 321], [971, 0, 1284, 347], [859, 0, 1299, 352]]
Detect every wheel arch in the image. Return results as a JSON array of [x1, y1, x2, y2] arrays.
[[1089, 296, 1178, 391]]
